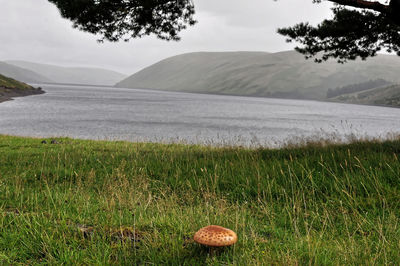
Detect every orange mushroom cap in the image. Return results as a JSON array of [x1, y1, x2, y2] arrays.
[[194, 225, 238, 247]]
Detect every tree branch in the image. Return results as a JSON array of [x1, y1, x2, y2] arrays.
[[327, 0, 390, 13]]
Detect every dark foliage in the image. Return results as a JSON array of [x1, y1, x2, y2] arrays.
[[327, 78, 392, 98], [278, 6, 400, 63], [46, 1, 400, 62], [47, 0, 196, 42]]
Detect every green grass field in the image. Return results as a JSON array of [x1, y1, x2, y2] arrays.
[[0, 135, 399, 265]]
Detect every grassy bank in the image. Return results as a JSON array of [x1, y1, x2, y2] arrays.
[[0, 74, 43, 102], [0, 74, 33, 90], [0, 135, 399, 265]]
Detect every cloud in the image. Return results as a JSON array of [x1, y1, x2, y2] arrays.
[[0, 0, 334, 74], [194, 0, 334, 28]]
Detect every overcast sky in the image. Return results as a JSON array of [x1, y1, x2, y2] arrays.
[[0, 0, 333, 74]]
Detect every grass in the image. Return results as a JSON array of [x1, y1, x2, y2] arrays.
[[0, 74, 33, 90], [0, 135, 399, 265]]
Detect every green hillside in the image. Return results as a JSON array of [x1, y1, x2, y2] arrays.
[[116, 51, 400, 100], [0, 73, 43, 102], [331, 84, 400, 107], [0, 73, 33, 89]]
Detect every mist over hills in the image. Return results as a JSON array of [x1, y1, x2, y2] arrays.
[[116, 50, 400, 100], [0, 62, 53, 83], [2, 50, 400, 107], [5, 61, 127, 86]]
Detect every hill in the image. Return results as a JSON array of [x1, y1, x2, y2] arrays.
[[0, 74, 44, 102], [116, 51, 400, 100], [330, 84, 400, 107], [6, 60, 127, 86], [326, 79, 393, 98], [0, 61, 53, 83], [0, 73, 34, 90]]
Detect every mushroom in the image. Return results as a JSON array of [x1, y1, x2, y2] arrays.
[[194, 225, 237, 255]]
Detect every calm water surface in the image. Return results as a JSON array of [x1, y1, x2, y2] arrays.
[[0, 84, 399, 147]]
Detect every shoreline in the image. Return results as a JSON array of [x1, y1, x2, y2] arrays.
[[30, 82, 399, 109], [1, 133, 399, 151], [114, 84, 400, 109], [0, 86, 45, 103]]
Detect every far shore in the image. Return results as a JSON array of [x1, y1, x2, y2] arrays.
[[2, 82, 398, 110]]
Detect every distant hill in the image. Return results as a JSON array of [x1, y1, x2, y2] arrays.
[[0, 62, 53, 83], [326, 79, 393, 99], [330, 84, 400, 108], [6, 60, 127, 86], [116, 51, 400, 100], [0, 74, 44, 102]]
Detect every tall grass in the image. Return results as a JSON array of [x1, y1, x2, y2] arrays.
[[0, 135, 399, 264]]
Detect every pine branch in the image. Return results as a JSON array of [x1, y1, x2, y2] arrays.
[[327, 0, 389, 13]]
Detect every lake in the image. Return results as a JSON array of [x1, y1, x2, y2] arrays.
[[0, 84, 399, 147]]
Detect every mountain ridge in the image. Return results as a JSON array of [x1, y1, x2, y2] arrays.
[[116, 50, 400, 101], [5, 60, 127, 86], [0, 62, 53, 83]]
